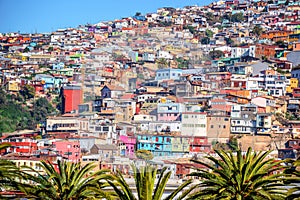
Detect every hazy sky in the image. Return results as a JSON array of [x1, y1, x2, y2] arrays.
[[0, 0, 214, 34]]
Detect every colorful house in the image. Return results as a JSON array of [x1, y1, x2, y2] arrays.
[[157, 102, 183, 121], [61, 85, 83, 114], [119, 135, 136, 158], [35, 74, 54, 89], [53, 140, 81, 163], [171, 136, 189, 155], [136, 134, 173, 157], [181, 112, 207, 137]]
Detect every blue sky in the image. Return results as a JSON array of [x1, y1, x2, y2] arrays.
[[0, 0, 214, 34]]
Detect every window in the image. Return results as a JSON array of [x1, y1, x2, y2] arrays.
[[211, 125, 214, 128]]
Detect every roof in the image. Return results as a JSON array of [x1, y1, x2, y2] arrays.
[[103, 85, 125, 91], [120, 93, 135, 100], [93, 144, 118, 150]]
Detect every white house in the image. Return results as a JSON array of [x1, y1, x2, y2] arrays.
[[156, 50, 173, 59], [181, 112, 207, 137]]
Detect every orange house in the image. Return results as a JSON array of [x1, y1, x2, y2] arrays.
[[260, 30, 292, 42], [220, 89, 251, 104], [255, 44, 281, 59]]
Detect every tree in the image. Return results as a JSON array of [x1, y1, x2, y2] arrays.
[[23, 47, 30, 53], [48, 46, 54, 52], [209, 50, 224, 60], [225, 37, 234, 46], [227, 136, 239, 151], [184, 25, 196, 34], [285, 158, 300, 200], [205, 29, 214, 38], [176, 57, 190, 69], [20, 160, 114, 200], [108, 164, 195, 200], [0, 100, 33, 133], [31, 97, 56, 125], [135, 149, 154, 161], [156, 58, 169, 69], [20, 84, 35, 100], [252, 25, 263, 37], [231, 12, 244, 23], [201, 37, 210, 45], [0, 143, 24, 197], [188, 147, 287, 200]]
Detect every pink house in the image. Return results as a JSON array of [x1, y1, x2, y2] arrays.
[[210, 98, 232, 112], [53, 140, 81, 163], [119, 135, 136, 158], [157, 103, 182, 121]]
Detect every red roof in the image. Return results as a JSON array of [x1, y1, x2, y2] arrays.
[[120, 93, 136, 100]]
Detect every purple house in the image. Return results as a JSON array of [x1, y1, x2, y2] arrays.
[[119, 135, 136, 158]]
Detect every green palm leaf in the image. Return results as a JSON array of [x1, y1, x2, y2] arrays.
[[109, 163, 195, 200], [188, 147, 288, 200], [20, 160, 113, 200]]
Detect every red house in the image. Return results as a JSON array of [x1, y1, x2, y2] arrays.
[[293, 88, 300, 98], [0, 138, 38, 155], [61, 85, 82, 114], [189, 137, 211, 153]]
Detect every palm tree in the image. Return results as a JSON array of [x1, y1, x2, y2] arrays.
[[0, 143, 24, 196], [20, 159, 114, 200], [285, 158, 300, 200], [156, 58, 169, 69], [108, 164, 195, 200], [188, 147, 287, 200]]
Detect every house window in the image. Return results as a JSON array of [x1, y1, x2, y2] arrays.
[[211, 125, 214, 128], [103, 126, 109, 131]]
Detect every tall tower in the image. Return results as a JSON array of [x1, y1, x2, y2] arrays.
[[61, 85, 83, 114]]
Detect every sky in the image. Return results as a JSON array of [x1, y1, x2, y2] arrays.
[[0, 0, 214, 34]]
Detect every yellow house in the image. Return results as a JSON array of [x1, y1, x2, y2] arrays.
[[6, 81, 19, 92], [286, 78, 298, 93]]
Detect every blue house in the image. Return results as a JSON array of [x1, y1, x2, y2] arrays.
[[35, 74, 54, 89], [133, 15, 146, 21], [52, 62, 65, 70], [155, 68, 182, 81], [136, 134, 173, 157]]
